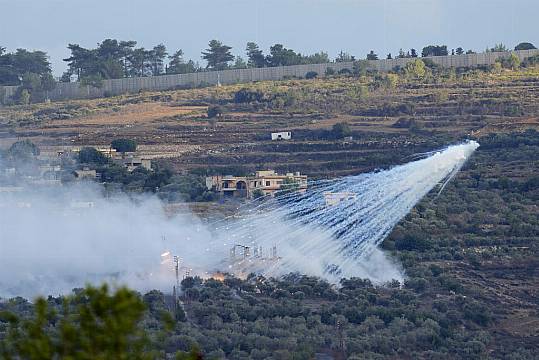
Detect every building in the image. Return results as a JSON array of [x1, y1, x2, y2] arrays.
[[206, 175, 249, 197], [114, 156, 152, 172], [38, 164, 61, 179], [68, 147, 117, 158], [250, 170, 307, 197], [73, 168, 97, 180], [271, 131, 291, 140], [206, 170, 307, 198]]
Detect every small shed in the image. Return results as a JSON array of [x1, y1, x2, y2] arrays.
[[271, 131, 291, 140]]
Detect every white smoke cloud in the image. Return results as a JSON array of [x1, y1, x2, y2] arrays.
[[0, 141, 478, 298], [0, 183, 220, 298]]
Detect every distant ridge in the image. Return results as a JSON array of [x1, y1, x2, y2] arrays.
[[2, 49, 538, 104]]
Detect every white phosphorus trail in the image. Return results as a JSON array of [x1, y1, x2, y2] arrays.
[[211, 140, 480, 283], [0, 141, 479, 297]]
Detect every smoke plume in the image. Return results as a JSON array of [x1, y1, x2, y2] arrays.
[[0, 141, 478, 298]]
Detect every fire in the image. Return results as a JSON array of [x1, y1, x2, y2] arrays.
[[210, 272, 225, 282]]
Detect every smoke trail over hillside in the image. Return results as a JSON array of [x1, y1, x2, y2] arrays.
[[0, 141, 478, 298], [210, 141, 479, 282]]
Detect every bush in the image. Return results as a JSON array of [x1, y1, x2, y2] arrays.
[[332, 122, 352, 139], [8, 140, 40, 159], [392, 118, 417, 129], [18, 89, 30, 105], [383, 73, 399, 88], [403, 59, 427, 80], [463, 302, 491, 326], [394, 232, 433, 251], [325, 67, 336, 76], [496, 53, 521, 69], [338, 68, 352, 75], [143, 167, 173, 192], [233, 88, 264, 103], [305, 71, 318, 79], [421, 58, 439, 69], [522, 54, 539, 67], [111, 138, 137, 153], [0, 285, 149, 359], [352, 60, 370, 76], [207, 105, 224, 118], [252, 188, 265, 199], [78, 147, 109, 165]]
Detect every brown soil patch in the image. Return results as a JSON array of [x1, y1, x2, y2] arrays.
[[53, 103, 205, 126]]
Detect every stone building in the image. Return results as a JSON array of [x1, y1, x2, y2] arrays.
[[114, 155, 152, 172], [206, 170, 307, 198]]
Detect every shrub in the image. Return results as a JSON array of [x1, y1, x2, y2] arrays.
[[207, 105, 224, 118], [384, 73, 399, 88], [111, 138, 137, 153], [78, 147, 109, 165], [463, 301, 491, 326], [305, 71, 318, 79], [403, 59, 427, 80], [491, 62, 502, 74], [18, 89, 30, 105], [421, 58, 439, 69], [496, 53, 521, 69], [392, 118, 417, 129], [395, 232, 433, 251], [252, 188, 265, 199], [332, 122, 352, 139], [8, 140, 40, 159], [233, 88, 264, 103], [338, 68, 352, 75], [0, 285, 149, 359], [522, 54, 539, 67], [503, 104, 522, 116], [325, 67, 336, 76], [352, 60, 370, 76]]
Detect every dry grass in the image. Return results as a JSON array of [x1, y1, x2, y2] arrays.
[[52, 103, 205, 126]]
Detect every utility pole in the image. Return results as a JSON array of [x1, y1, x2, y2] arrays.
[[172, 256, 181, 313], [336, 320, 346, 358], [173, 256, 181, 291]]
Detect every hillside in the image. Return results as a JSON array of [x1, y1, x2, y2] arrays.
[[0, 65, 538, 358], [1, 66, 538, 176]]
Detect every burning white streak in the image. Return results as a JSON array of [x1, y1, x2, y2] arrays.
[[213, 141, 479, 283], [0, 141, 478, 298]]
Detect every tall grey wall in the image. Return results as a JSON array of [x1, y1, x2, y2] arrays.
[[2, 49, 538, 104]]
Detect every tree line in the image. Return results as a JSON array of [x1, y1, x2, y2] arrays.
[[0, 40, 536, 92], [58, 39, 538, 84], [60, 39, 334, 84]]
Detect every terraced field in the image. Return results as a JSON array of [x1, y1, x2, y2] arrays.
[[1, 68, 538, 178], [1, 66, 538, 358]]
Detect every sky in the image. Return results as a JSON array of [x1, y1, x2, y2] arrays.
[[1, 0, 537, 76]]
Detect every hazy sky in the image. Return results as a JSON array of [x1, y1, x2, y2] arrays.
[[1, 0, 537, 75]]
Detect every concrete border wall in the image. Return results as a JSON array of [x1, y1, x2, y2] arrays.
[[2, 49, 538, 104]]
